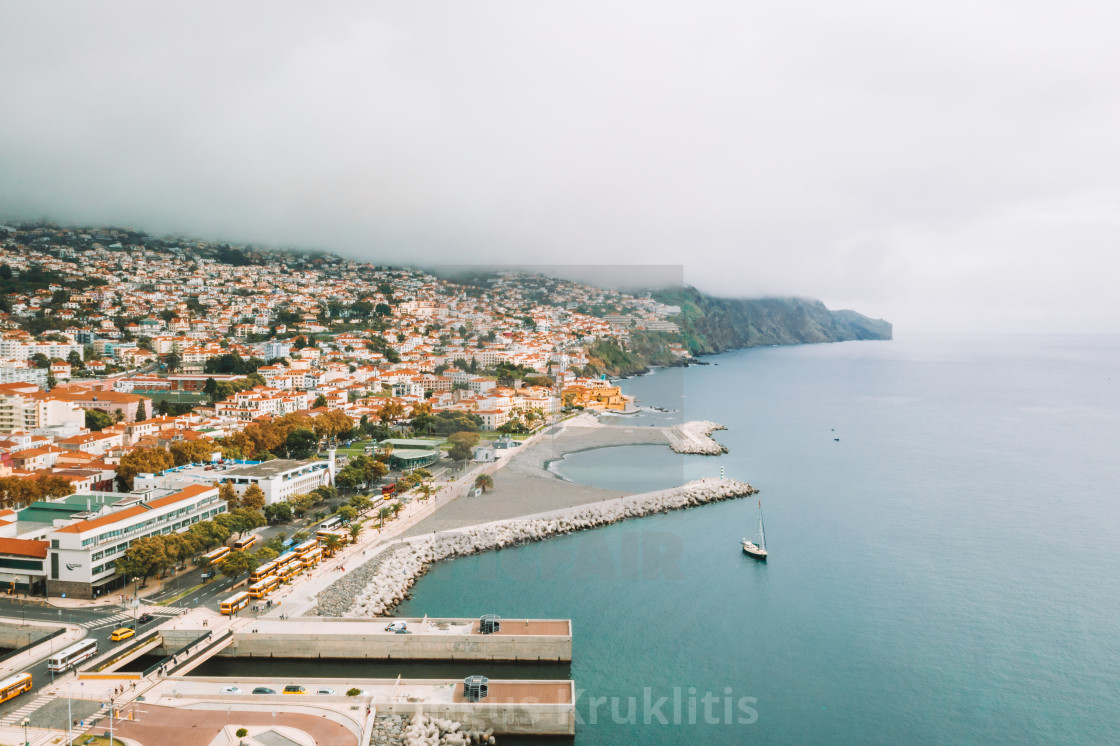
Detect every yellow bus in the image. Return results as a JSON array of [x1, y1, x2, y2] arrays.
[[250, 561, 278, 584], [233, 534, 258, 551], [202, 546, 231, 564], [294, 539, 318, 557], [0, 673, 31, 704], [275, 553, 298, 571], [302, 548, 322, 568], [248, 576, 280, 599], [220, 592, 250, 616]]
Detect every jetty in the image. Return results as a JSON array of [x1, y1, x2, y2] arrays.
[[339, 477, 757, 617]]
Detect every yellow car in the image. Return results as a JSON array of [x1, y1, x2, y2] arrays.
[[283, 685, 308, 694], [110, 627, 135, 642]]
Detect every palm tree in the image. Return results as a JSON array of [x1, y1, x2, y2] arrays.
[[389, 501, 403, 518], [418, 483, 432, 501], [322, 533, 343, 557], [474, 474, 494, 494], [348, 523, 362, 544]]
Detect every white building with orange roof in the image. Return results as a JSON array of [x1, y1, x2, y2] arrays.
[[57, 431, 123, 456], [44, 484, 225, 597]]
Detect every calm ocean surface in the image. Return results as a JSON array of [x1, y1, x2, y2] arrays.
[[396, 335, 1120, 744]]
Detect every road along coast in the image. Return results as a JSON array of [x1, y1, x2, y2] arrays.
[[316, 477, 757, 617]]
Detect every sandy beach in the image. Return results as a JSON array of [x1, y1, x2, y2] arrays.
[[399, 414, 676, 537]]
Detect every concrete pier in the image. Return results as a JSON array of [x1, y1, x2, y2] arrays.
[[161, 616, 572, 662], [162, 676, 576, 736]]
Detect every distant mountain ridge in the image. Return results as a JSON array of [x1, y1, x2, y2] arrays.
[[652, 287, 892, 356]]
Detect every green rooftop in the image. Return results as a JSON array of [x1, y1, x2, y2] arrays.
[[378, 438, 447, 450], [17, 492, 134, 524]]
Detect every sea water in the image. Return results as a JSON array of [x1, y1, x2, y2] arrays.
[[396, 335, 1120, 744]]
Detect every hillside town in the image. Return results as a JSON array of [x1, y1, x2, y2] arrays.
[[0, 223, 689, 600]]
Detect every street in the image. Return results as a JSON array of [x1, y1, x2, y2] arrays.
[[0, 600, 178, 723]]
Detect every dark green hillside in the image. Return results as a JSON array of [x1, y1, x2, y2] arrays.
[[652, 287, 892, 355]]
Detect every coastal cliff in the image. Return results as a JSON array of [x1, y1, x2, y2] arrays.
[[653, 287, 893, 356]]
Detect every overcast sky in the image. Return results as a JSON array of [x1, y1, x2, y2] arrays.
[[2, 1, 1119, 334]]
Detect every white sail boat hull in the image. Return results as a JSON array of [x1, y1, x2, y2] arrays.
[[741, 539, 768, 560], [742, 500, 768, 560]]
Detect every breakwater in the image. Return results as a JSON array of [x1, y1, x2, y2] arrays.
[[316, 478, 756, 618], [666, 420, 728, 454]]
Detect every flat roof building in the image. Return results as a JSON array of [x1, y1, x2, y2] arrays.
[[134, 458, 331, 505]]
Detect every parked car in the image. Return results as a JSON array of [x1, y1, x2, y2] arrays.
[[137, 613, 154, 624], [283, 685, 308, 695], [385, 621, 407, 632], [201, 571, 215, 580], [316, 688, 336, 695], [221, 686, 241, 694], [252, 687, 276, 695]]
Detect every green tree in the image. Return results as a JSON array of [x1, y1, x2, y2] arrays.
[[220, 549, 256, 579], [474, 474, 495, 493], [135, 399, 146, 421], [254, 546, 279, 565], [229, 508, 266, 537], [349, 494, 373, 516], [322, 534, 343, 557], [85, 408, 114, 432], [448, 440, 475, 464], [348, 523, 362, 543], [312, 394, 328, 409], [264, 502, 293, 523], [288, 493, 314, 518], [336, 505, 357, 523], [116, 535, 168, 587], [284, 428, 318, 459]]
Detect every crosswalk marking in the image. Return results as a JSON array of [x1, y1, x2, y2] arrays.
[[0, 694, 51, 726], [79, 608, 182, 629]]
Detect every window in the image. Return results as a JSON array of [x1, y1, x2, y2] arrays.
[[0, 559, 42, 571]]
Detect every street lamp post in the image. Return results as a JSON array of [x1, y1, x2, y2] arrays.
[[22, 717, 28, 746]]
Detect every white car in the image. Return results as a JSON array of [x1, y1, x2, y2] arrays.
[[316, 688, 336, 695], [385, 621, 407, 632], [221, 686, 241, 694]]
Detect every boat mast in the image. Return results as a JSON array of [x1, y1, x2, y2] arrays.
[[758, 500, 766, 550]]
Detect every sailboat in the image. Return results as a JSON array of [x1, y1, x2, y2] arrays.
[[742, 500, 768, 560]]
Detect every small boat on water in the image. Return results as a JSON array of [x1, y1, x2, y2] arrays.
[[742, 500, 768, 560]]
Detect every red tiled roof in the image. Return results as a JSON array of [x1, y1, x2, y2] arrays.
[[54, 483, 217, 534], [0, 538, 49, 559]]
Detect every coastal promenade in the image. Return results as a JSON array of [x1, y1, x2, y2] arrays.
[[242, 414, 728, 618]]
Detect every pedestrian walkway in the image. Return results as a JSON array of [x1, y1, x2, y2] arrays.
[[0, 693, 52, 726]]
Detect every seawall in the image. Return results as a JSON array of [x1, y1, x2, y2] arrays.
[[319, 477, 757, 618]]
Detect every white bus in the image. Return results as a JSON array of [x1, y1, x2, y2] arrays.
[[318, 515, 343, 533], [47, 639, 98, 673]]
